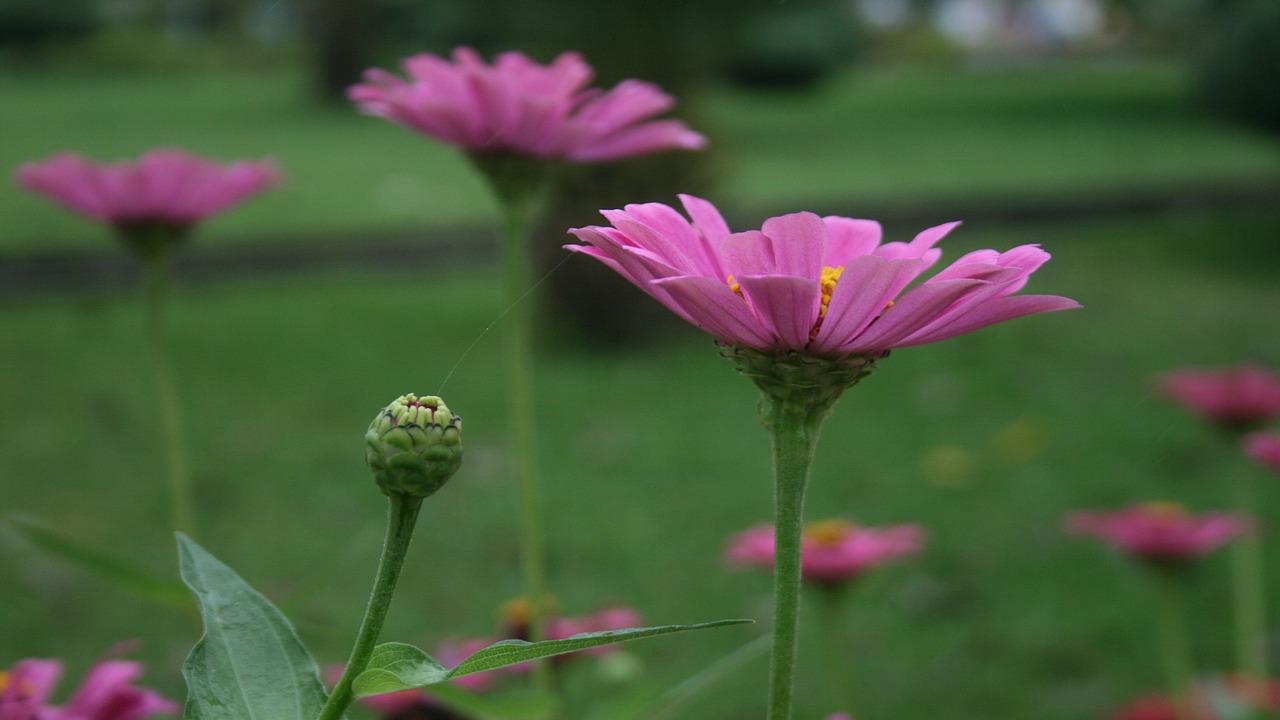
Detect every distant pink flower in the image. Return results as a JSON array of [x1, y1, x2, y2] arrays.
[[1, 657, 178, 720], [1245, 431, 1280, 474], [726, 519, 925, 585], [1110, 676, 1280, 720], [825, 715, 854, 720], [14, 149, 280, 229], [349, 47, 706, 163], [566, 196, 1078, 356], [1065, 502, 1250, 564], [1157, 364, 1280, 431]]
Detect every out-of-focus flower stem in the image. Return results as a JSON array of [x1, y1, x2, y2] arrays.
[[319, 494, 423, 720], [1229, 469, 1268, 680], [766, 401, 825, 720], [1153, 570, 1196, 720], [496, 176, 555, 701], [144, 250, 194, 536], [816, 587, 854, 715]]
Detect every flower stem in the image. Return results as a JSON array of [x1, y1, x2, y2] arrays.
[[815, 586, 854, 715], [496, 180, 555, 700], [764, 399, 826, 720], [144, 250, 194, 536], [1153, 569, 1196, 720], [1229, 468, 1268, 680], [319, 494, 423, 720]]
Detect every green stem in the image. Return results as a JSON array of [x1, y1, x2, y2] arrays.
[[144, 251, 194, 536], [319, 494, 423, 720], [1229, 469, 1268, 680], [765, 400, 825, 720], [815, 586, 854, 715], [496, 185, 556, 704], [1153, 570, 1196, 720]]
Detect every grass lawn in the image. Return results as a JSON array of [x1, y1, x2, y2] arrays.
[[2, 60, 1278, 254], [2, 205, 1279, 719]]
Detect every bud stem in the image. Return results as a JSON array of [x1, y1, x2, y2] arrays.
[[1152, 569, 1198, 720], [319, 494, 424, 720], [143, 249, 195, 536], [764, 397, 827, 720]]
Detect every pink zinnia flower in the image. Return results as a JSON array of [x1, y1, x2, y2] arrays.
[[1065, 502, 1250, 564], [1245, 431, 1280, 474], [348, 47, 706, 162], [1110, 676, 1280, 720], [1, 658, 178, 720], [1156, 364, 1280, 431], [566, 196, 1078, 356], [14, 149, 280, 230], [726, 519, 925, 585]]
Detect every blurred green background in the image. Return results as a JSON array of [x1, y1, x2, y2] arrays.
[[2, 1, 1280, 719]]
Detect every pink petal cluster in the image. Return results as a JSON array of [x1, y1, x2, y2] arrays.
[[1245, 431, 1280, 474], [349, 47, 706, 163], [726, 519, 925, 585], [1, 658, 178, 720], [1065, 502, 1250, 563], [1156, 364, 1280, 430], [567, 196, 1078, 356], [14, 149, 280, 227]]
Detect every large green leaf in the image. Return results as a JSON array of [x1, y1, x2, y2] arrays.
[[353, 619, 752, 697], [4, 517, 188, 605], [177, 534, 331, 720]]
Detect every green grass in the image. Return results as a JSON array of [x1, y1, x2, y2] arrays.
[[2, 206, 1279, 719], [2, 61, 1278, 253]]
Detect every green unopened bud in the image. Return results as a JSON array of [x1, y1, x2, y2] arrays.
[[365, 394, 462, 498]]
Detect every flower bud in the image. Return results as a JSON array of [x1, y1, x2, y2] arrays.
[[365, 394, 462, 498]]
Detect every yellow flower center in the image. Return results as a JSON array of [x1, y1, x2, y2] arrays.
[[727, 274, 743, 298], [0, 671, 8, 693], [805, 518, 857, 547], [818, 266, 843, 319], [1140, 501, 1189, 522]]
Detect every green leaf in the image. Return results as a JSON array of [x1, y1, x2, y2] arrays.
[[4, 516, 188, 605], [426, 684, 556, 720], [177, 533, 330, 720], [354, 619, 752, 697]]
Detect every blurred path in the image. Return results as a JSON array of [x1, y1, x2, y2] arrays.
[[2, 180, 1277, 299]]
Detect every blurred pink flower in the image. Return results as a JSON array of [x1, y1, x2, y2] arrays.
[[726, 518, 925, 585], [1110, 676, 1280, 720], [1, 657, 178, 720], [349, 47, 706, 163], [14, 149, 280, 229], [566, 196, 1078, 356], [1065, 502, 1250, 564], [1245, 431, 1280, 474], [824, 715, 854, 720], [1157, 364, 1280, 431]]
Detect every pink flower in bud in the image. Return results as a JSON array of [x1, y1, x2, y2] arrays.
[[1156, 364, 1280, 431], [1245, 431, 1280, 474], [726, 519, 925, 586], [14, 149, 280, 230], [1065, 502, 1250, 564], [349, 47, 705, 163], [1, 657, 178, 720], [567, 196, 1077, 356]]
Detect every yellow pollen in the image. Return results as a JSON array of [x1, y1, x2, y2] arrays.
[[818, 266, 844, 319], [727, 274, 744, 299], [805, 518, 858, 547], [0, 671, 8, 693]]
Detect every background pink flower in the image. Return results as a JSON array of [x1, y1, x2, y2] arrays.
[[1245, 430, 1280, 474], [14, 149, 279, 228], [1, 658, 177, 720], [1156, 364, 1280, 431], [349, 47, 706, 162], [726, 519, 925, 585], [1065, 502, 1251, 563], [566, 195, 1078, 356]]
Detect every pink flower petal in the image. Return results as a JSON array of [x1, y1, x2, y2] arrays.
[[736, 274, 821, 349]]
